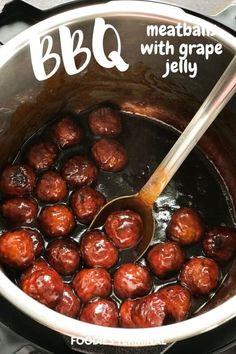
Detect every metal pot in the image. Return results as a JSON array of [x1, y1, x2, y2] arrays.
[[0, 0, 235, 346]]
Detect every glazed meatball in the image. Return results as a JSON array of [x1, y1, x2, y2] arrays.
[[52, 117, 83, 148], [166, 207, 204, 245], [131, 293, 167, 328], [180, 257, 219, 295], [105, 210, 143, 249], [114, 263, 152, 299], [55, 284, 80, 318], [80, 230, 118, 268], [146, 242, 185, 279], [26, 142, 58, 172], [72, 268, 111, 303], [120, 285, 190, 328], [0, 164, 36, 197], [2, 197, 38, 225], [157, 284, 191, 322], [35, 171, 68, 203], [70, 186, 106, 224], [21, 267, 63, 308], [39, 205, 75, 238], [61, 155, 98, 188], [119, 299, 136, 328], [45, 239, 80, 275], [0, 229, 34, 269], [91, 139, 128, 172], [202, 226, 236, 263], [80, 298, 118, 327], [27, 229, 44, 257], [89, 107, 122, 137]]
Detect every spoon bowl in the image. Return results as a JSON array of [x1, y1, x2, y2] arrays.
[[89, 194, 155, 262]]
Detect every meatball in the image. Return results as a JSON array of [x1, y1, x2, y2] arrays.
[[157, 284, 191, 322], [72, 268, 111, 303], [89, 107, 122, 137], [202, 226, 236, 263], [80, 298, 118, 327], [114, 263, 152, 299], [120, 285, 190, 328], [80, 230, 118, 268], [26, 142, 58, 172], [91, 139, 128, 172], [119, 299, 136, 328], [105, 210, 143, 249], [45, 239, 80, 275], [0, 229, 34, 269], [52, 117, 83, 148], [180, 257, 219, 295], [39, 205, 75, 238], [146, 242, 185, 279], [27, 229, 44, 257], [35, 171, 68, 203], [21, 267, 63, 308], [70, 186, 106, 224], [166, 207, 204, 245], [2, 197, 38, 225], [61, 155, 98, 188], [131, 293, 167, 328], [0, 164, 36, 197], [55, 284, 80, 318]]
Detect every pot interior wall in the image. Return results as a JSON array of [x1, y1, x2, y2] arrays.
[[0, 13, 235, 315]]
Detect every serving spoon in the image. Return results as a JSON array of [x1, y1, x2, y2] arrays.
[[89, 55, 236, 262]]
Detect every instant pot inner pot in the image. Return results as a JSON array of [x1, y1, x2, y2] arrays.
[[3, 108, 235, 319], [0, 14, 236, 319]]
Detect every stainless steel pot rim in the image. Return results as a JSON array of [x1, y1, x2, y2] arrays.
[[0, 0, 235, 67], [0, 0, 235, 346], [0, 268, 235, 346]]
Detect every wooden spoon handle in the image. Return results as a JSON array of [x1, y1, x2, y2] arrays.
[[138, 55, 236, 207]]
